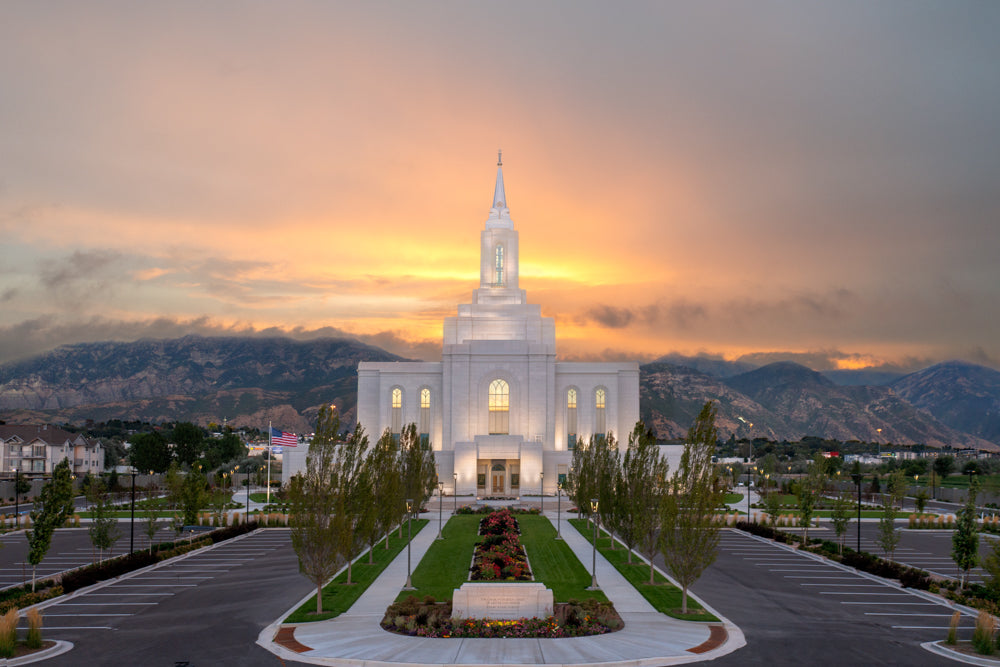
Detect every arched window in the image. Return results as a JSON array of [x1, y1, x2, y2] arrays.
[[419, 388, 431, 449], [488, 379, 509, 434], [494, 245, 505, 286], [391, 387, 403, 437], [595, 388, 606, 437], [566, 388, 578, 450]]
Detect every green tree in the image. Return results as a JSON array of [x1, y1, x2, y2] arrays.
[[887, 469, 907, 510], [180, 467, 207, 526], [934, 455, 956, 482], [399, 424, 436, 513], [26, 459, 75, 591], [566, 436, 594, 519], [876, 493, 900, 560], [86, 478, 120, 562], [367, 429, 402, 554], [289, 405, 344, 614], [171, 422, 205, 467], [204, 431, 247, 469], [164, 461, 184, 510], [761, 486, 783, 528], [614, 422, 666, 565], [830, 490, 853, 554], [659, 401, 726, 614], [129, 431, 172, 473], [953, 480, 980, 589], [143, 482, 161, 554], [797, 453, 827, 545], [335, 422, 372, 586], [914, 489, 929, 514]]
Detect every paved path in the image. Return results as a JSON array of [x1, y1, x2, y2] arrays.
[[259, 510, 744, 666]]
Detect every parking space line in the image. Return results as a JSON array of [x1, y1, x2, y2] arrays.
[[820, 592, 911, 596], [801, 583, 885, 587], [865, 613, 953, 616], [841, 602, 938, 605]]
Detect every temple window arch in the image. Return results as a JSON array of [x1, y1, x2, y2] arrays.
[[419, 387, 431, 449], [488, 378, 510, 434], [390, 387, 403, 439], [594, 387, 607, 438], [566, 388, 578, 450]]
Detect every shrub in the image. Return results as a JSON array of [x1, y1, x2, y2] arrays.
[[946, 611, 960, 645], [0, 608, 17, 657], [25, 607, 42, 649], [973, 610, 996, 655]]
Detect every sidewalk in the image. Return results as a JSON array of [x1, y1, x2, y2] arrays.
[[258, 510, 744, 666]]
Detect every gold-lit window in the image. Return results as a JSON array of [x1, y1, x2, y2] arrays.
[[488, 379, 509, 434], [391, 387, 402, 434], [567, 388, 578, 450], [595, 388, 606, 435]]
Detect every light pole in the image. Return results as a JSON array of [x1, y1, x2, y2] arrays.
[[453, 472, 458, 513], [540, 471, 544, 514], [13, 468, 18, 530], [588, 498, 600, 590], [129, 467, 137, 553], [851, 469, 863, 553], [745, 466, 755, 520], [404, 498, 414, 589], [556, 483, 563, 539], [437, 482, 444, 539]]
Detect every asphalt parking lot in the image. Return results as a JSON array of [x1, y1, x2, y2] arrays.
[[690, 529, 975, 665]]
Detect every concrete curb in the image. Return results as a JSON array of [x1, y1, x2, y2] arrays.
[[922, 640, 1000, 666], [1, 640, 73, 665]]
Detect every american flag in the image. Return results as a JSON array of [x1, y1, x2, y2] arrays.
[[270, 427, 297, 447]]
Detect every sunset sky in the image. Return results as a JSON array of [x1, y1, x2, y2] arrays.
[[2, 2, 999, 371]]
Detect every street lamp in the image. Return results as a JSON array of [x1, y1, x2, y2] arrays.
[[13, 468, 19, 530], [453, 472, 458, 513], [437, 482, 444, 539], [556, 482, 563, 540], [588, 498, 600, 590], [129, 467, 138, 553], [851, 469, 863, 553], [540, 471, 544, 514], [404, 498, 414, 589], [745, 466, 756, 520]]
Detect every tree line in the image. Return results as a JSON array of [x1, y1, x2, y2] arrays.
[[566, 401, 726, 614], [288, 406, 437, 614], [128, 422, 247, 473]]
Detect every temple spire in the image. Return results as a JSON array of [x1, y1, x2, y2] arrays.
[[492, 151, 507, 211]]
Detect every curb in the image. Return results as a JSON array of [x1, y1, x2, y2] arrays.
[[0, 640, 73, 665], [923, 640, 1000, 666]]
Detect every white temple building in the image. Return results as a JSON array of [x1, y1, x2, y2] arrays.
[[350, 155, 639, 497]]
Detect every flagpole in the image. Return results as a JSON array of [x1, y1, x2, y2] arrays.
[[267, 421, 272, 505]]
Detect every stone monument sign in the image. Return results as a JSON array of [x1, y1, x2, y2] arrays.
[[451, 582, 554, 620]]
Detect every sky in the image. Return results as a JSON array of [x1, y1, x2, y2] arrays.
[[2, 2, 999, 372]]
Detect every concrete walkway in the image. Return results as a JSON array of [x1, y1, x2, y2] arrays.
[[258, 510, 744, 666]]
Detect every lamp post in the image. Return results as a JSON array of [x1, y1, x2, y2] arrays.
[[437, 482, 444, 539], [556, 483, 563, 539], [13, 469, 18, 530], [588, 498, 599, 590], [540, 471, 544, 514], [745, 466, 755, 520], [129, 467, 137, 553], [931, 468, 936, 500], [404, 498, 414, 589], [851, 470, 863, 553], [453, 472, 458, 513]]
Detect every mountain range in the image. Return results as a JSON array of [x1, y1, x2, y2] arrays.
[[1, 337, 998, 450]]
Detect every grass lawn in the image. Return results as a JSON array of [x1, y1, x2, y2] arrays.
[[569, 518, 718, 622], [723, 493, 743, 504], [396, 513, 608, 604], [286, 518, 428, 623]]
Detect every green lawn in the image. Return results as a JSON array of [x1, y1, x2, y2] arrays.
[[569, 518, 717, 622], [286, 519, 428, 623], [396, 513, 608, 604], [724, 493, 743, 504]]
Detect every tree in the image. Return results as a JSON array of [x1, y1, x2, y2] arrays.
[[399, 424, 436, 513], [367, 429, 402, 555], [934, 455, 956, 482], [914, 490, 929, 514], [829, 490, 852, 554], [289, 405, 345, 614], [171, 422, 204, 467], [761, 486, 783, 528], [875, 493, 900, 560], [887, 469, 907, 510], [143, 482, 161, 553], [180, 467, 207, 526], [334, 423, 372, 586], [614, 422, 666, 566], [26, 459, 75, 591], [566, 437, 594, 519], [129, 431, 172, 473], [659, 401, 726, 614], [953, 480, 980, 589], [86, 478, 120, 562], [797, 454, 827, 545], [164, 462, 184, 510], [203, 431, 247, 469]]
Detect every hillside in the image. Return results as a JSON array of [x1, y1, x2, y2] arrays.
[[891, 361, 1000, 444]]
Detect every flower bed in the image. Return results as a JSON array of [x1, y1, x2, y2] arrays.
[[470, 509, 532, 581], [381, 595, 621, 638]]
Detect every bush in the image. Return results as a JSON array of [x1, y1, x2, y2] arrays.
[[946, 611, 960, 645], [0, 608, 16, 657], [973, 610, 996, 655], [25, 607, 42, 649]]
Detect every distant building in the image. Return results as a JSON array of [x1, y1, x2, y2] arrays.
[[0, 424, 105, 477]]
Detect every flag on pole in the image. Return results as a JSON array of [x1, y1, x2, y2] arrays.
[[270, 427, 297, 447]]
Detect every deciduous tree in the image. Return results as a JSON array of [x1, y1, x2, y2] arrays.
[[613, 422, 666, 565], [953, 480, 980, 589], [129, 432, 172, 473], [26, 459, 75, 591], [659, 401, 725, 614]]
